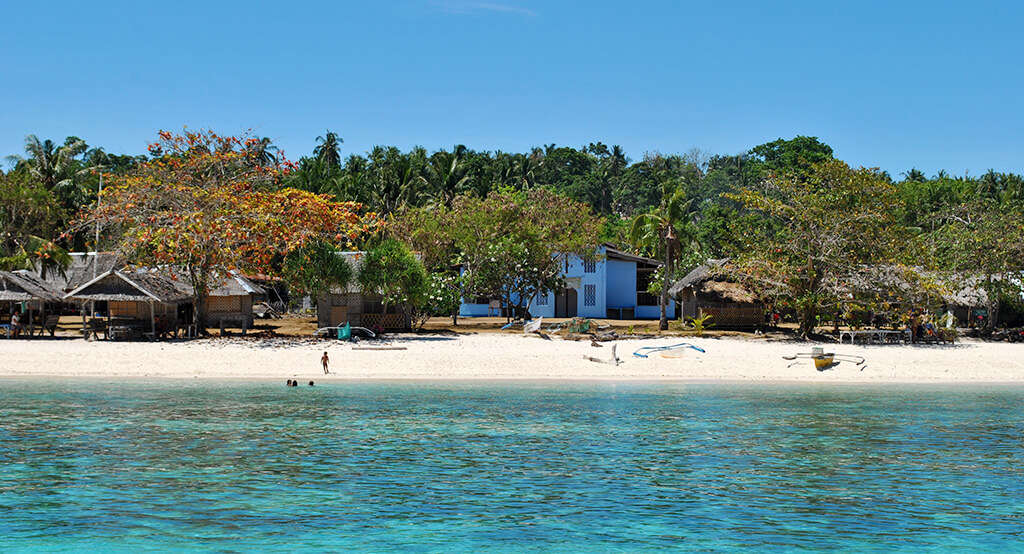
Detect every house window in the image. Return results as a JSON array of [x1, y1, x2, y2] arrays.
[[584, 284, 597, 307], [637, 267, 658, 306], [583, 259, 596, 273], [536, 293, 548, 306]]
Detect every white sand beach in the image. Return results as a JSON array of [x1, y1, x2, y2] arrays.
[[2, 333, 1023, 383]]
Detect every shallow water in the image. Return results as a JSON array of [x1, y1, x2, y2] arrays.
[[0, 380, 1021, 551]]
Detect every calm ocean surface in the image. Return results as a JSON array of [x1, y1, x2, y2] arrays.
[[0, 380, 1021, 552]]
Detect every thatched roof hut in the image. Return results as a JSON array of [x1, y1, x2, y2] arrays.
[[669, 259, 765, 327], [31, 252, 122, 293], [65, 270, 191, 304], [317, 251, 415, 331], [668, 259, 730, 298], [157, 269, 265, 328], [0, 270, 63, 303]]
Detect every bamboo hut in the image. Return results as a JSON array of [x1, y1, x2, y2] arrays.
[[204, 271, 265, 329], [65, 269, 191, 340], [669, 260, 765, 327], [33, 251, 122, 294], [316, 252, 412, 331], [0, 270, 63, 337]]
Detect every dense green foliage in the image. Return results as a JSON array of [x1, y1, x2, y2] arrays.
[[357, 238, 429, 316], [4, 129, 1023, 333], [282, 239, 354, 300]]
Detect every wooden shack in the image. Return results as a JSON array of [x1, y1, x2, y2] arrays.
[[205, 272, 265, 329], [65, 269, 192, 339], [0, 270, 63, 336], [315, 252, 412, 331], [669, 260, 765, 327], [159, 269, 265, 330]]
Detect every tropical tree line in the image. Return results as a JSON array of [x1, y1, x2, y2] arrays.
[[3, 130, 1023, 335]]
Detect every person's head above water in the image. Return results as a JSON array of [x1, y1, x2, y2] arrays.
[[308, 381, 314, 386]]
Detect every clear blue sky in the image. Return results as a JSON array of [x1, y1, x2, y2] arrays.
[[3, 0, 1023, 177]]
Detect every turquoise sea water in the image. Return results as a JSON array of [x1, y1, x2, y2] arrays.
[[0, 380, 1022, 552]]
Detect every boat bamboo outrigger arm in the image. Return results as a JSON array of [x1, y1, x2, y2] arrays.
[[633, 343, 706, 358]]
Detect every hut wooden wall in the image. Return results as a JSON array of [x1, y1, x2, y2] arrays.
[[204, 295, 254, 327], [316, 291, 410, 330], [109, 301, 176, 319]]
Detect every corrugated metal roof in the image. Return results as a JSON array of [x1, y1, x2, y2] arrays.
[[603, 245, 664, 266]]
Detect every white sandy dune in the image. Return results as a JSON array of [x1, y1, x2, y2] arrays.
[[2, 333, 1023, 383]]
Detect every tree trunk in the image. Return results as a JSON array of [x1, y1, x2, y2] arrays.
[[799, 304, 817, 338], [659, 238, 670, 331], [190, 265, 211, 335], [798, 256, 819, 338], [984, 275, 998, 330], [504, 291, 513, 323]]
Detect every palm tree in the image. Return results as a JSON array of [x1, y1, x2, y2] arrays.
[[513, 153, 542, 190], [420, 145, 470, 208], [593, 145, 627, 213], [0, 235, 72, 279], [314, 131, 343, 170], [7, 135, 88, 191], [367, 147, 423, 215], [629, 179, 693, 330], [248, 137, 279, 166]]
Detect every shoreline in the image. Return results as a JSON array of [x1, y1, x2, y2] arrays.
[[2, 376, 1024, 386], [2, 333, 1022, 384]]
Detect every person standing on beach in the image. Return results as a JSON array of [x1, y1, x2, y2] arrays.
[[321, 351, 330, 374], [10, 311, 21, 338]]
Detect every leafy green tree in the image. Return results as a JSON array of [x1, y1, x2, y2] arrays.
[[449, 188, 603, 321], [358, 238, 429, 321], [749, 135, 834, 178], [282, 239, 353, 301], [423, 272, 463, 326], [727, 160, 905, 337], [928, 198, 1024, 328], [461, 237, 565, 320], [0, 171, 71, 276]]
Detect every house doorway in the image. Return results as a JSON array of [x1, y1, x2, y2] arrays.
[[555, 287, 577, 318]]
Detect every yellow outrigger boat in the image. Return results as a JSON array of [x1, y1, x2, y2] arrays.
[[783, 347, 865, 371]]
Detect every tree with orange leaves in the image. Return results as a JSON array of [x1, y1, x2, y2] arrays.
[[75, 129, 377, 330]]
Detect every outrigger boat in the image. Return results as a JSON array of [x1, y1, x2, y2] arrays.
[[783, 346, 865, 371], [633, 342, 706, 358]]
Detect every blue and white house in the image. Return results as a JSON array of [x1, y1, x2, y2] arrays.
[[459, 245, 675, 320]]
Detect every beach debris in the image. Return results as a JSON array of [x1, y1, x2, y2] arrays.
[[783, 346, 865, 371], [312, 325, 376, 340], [584, 344, 622, 365], [523, 317, 543, 334], [548, 317, 611, 335], [633, 342, 705, 359], [253, 302, 281, 319]]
